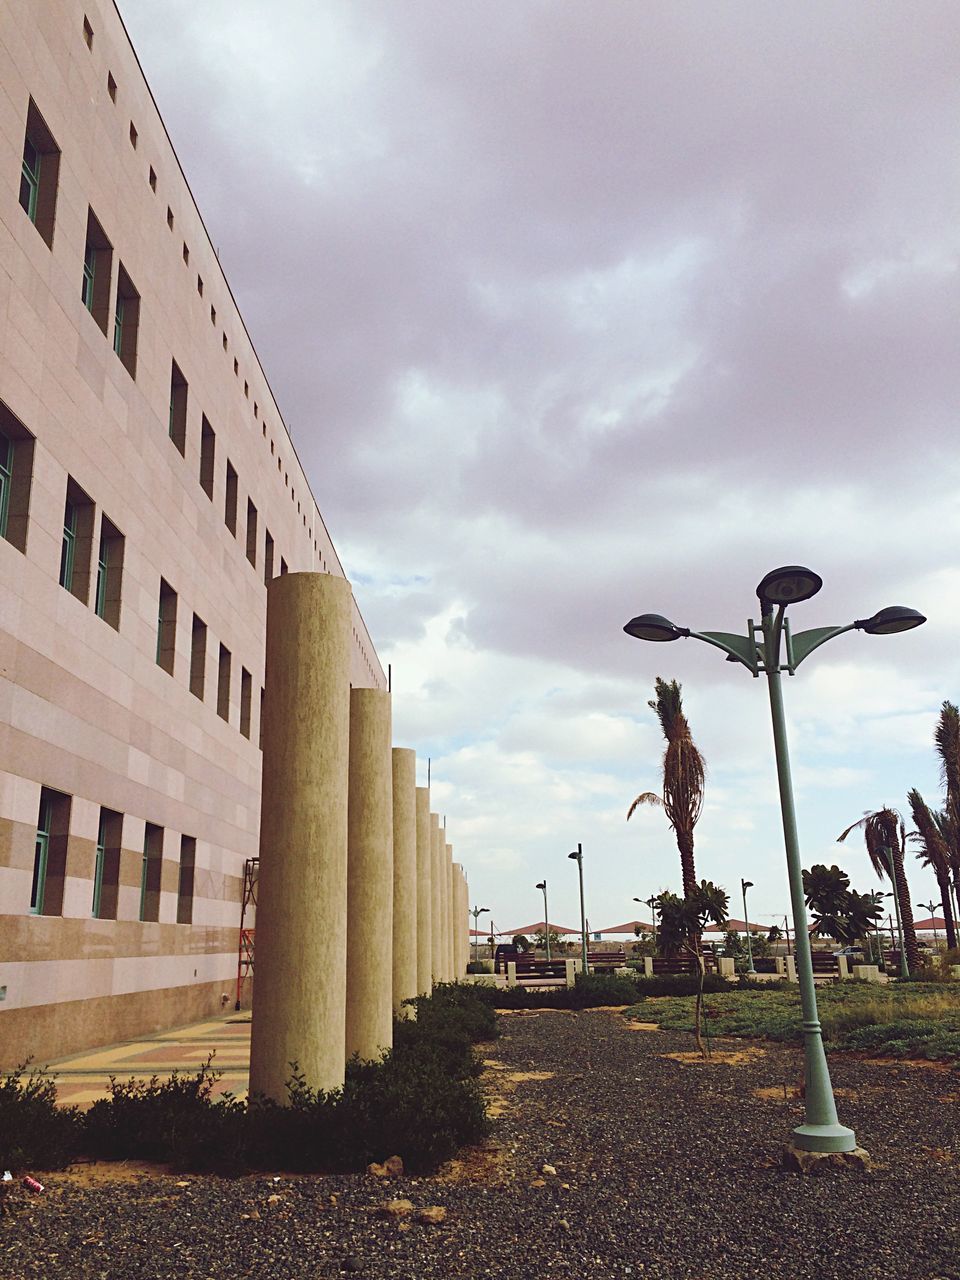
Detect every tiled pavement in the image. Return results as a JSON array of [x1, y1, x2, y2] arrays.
[[44, 1015, 252, 1109]]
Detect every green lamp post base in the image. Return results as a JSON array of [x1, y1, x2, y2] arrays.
[[791, 1121, 857, 1154]]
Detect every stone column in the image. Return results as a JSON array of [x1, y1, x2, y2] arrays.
[[345, 687, 393, 1063], [415, 787, 432, 995], [430, 813, 443, 984], [445, 844, 455, 981], [391, 748, 418, 1016], [458, 867, 469, 976], [249, 572, 352, 1101]]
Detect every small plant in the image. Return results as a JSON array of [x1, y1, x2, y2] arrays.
[[0, 1063, 82, 1171]]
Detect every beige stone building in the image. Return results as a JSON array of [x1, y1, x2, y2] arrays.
[[0, 0, 387, 1068]]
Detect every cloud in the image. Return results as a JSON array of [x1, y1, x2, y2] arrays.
[[118, 0, 959, 925]]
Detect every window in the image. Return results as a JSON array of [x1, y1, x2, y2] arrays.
[[107, 72, 117, 101], [279, 557, 288, 576], [182, 242, 189, 265], [94, 514, 123, 628], [199, 416, 215, 499], [93, 808, 122, 919], [31, 787, 71, 916], [156, 578, 177, 673], [222, 333, 228, 352], [139, 822, 163, 922], [240, 668, 252, 739], [259, 687, 265, 750], [166, 206, 174, 230], [217, 643, 231, 721], [113, 263, 139, 377], [210, 305, 216, 325], [19, 99, 60, 248], [224, 460, 237, 534], [83, 15, 94, 48], [176, 835, 196, 924], [0, 402, 35, 553], [129, 121, 138, 149], [169, 360, 187, 454], [263, 529, 274, 584], [189, 614, 206, 699], [81, 208, 112, 333], [197, 274, 203, 296], [59, 478, 94, 603], [149, 165, 157, 192], [245, 499, 258, 567]]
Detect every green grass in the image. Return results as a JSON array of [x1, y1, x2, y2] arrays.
[[623, 982, 960, 1059]]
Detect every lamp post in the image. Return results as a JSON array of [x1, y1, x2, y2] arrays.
[[568, 844, 588, 975], [470, 906, 489, 965], [918, 900, 940, 950], [881, 847, 909, 978], [633, 895, 659, 953], [741, 879, 756, 974], [624, 567, 925, 1155], [535, 880, 551, 962]]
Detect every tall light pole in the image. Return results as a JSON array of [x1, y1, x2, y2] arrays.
[[624, 566, 925, 1155], [918, 900, 940, 949], [470, 906, 489, 965], [568, 844, 588, 974], [535, 880, 551, 961], [741, 879, 756, 974], [881, 847, 909, 978]]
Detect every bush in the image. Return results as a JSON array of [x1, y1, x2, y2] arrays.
[[840, 1018, 960, 1059], [0, 1063, 82, 1172]]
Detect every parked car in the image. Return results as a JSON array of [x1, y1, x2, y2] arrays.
[[832, 946, 865, 959]]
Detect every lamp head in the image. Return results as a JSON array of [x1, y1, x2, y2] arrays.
[[742, 879, 754, 891], [623, 613, 688, 642], [535, 880, 546, 891], [756, 565, 822, 607], [567, 850, 581, 861], [854, 605, 926, 635]]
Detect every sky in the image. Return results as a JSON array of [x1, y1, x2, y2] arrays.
[[118, 0, 960, 938]]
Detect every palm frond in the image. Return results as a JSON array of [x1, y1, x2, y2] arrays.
[[627, 792, 662, 821]]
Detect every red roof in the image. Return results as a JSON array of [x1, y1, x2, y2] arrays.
[[595, 919, 653, 935], [914, 916, 948, 930], [497, 921, 580, 936]]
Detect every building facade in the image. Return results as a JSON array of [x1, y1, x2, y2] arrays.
[[0, 0, 386, 1067]]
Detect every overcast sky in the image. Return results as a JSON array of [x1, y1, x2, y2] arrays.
[[119, 0, 960, 938]]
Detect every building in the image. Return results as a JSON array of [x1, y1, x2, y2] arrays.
[[0, 0, 388, 1068]]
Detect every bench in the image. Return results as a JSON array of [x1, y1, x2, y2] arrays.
[[586, 949, 626, 970], [651, 953, 718, 976]]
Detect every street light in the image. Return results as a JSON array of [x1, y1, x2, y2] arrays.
[[918, 900, 940, 949], [568, 844, 588, 975], [470, 906, 489, 965], [535, 880, 551, 962], [741, 879, 756, 974], [633, 895, 659, 953], [624, 566, 925, 1156]]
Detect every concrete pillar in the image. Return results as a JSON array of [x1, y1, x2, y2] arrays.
[[564, 958, 576, 989], [430, 813, 443, 984], [455, 866, 467, 976], [718, 956, 736, 979], [345, 688, 393, 1063], [838, 955, 850, 981], [444, 842, 455, 981], [415, 787, 432, 995], [785, 954, 798, 983], [460, 868, 470, 976], [643, 956, 654, 977], [507, 961, 518, 987], [391, 748, 418, 1016], [249, 572, 352, 1102]]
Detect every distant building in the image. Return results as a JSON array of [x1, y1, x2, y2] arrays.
[[0, 0, 384, 1067]]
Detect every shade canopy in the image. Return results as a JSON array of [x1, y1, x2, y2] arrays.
[[595, 919, 654, 935], [914, 916, 947, 931], [498, 920, 579, 936]]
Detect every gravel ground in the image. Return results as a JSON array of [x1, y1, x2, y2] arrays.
[[3, 1008, 959, 1280]]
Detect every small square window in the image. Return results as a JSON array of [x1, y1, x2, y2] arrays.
[[197, 275, 203, 296], [233, 358, 239, 376], [107, 72, 117, 102], [222, 332, 228, 351], [129, 121, 137, 149], [166, 206, 174, 230], [244, 381, 249, 398], [149, 166, 157, 192], [210, 305, 216, 325], [254, 402, 259, 418], [83, 16, 94, 48], [182, 242, 189, 265]]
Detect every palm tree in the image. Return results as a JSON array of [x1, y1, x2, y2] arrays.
[[934, 701, 960, 924], [838, 808, 921, 973], [907, 787, 957, 949], [627, 677, 705, 898]]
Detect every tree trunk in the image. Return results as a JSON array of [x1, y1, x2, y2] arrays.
[[677, 832, 697, 899], [688, 940, 708, 1059], [892, 846, 921, 972], [936, 870, 958, 951]]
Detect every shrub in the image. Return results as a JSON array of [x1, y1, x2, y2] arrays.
[[0, 1063, 82, 1172]]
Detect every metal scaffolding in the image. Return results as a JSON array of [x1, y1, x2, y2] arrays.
[[235, 857, 258, 1011]]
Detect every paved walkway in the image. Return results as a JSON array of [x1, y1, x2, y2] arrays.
[[46, 1015, 252, 1108]]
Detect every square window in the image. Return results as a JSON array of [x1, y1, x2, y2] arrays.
[[210, 305, 216, 325], [83, 16, 94, 48], [222, 332, 228, 351], [197, 275, 203, 296], [82, 207, 112, 333], [107, 72, 117, 101], [129, 121, 138, 149], [113, 262, 139, 377], [19, 99, 60, 248], [182, 242, 189, 265], [166, 206, 174, 230], [149, 166, 157, 192], [0, 401, 36, 553]]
